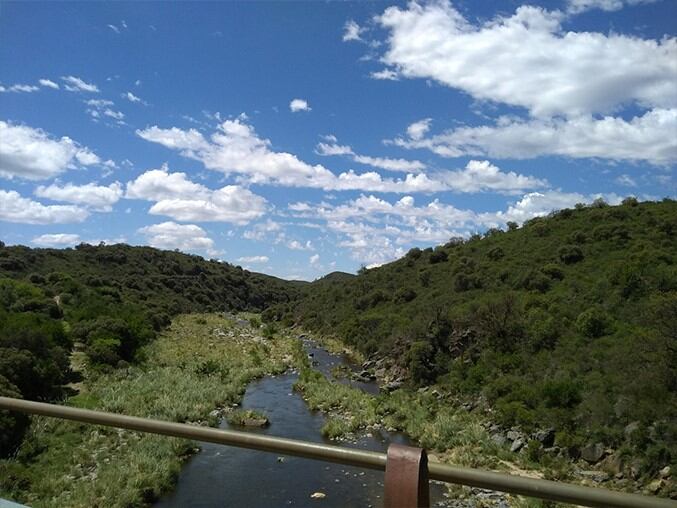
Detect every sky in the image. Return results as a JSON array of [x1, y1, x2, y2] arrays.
[[0, 0, 675, 280]]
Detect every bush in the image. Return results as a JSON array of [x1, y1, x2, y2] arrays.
[[487, 247, 504, 261], [429, 249, 448, 264], [0, 375, 29, 458], [576, 307, 613, 338], [558, 245, 584, 264]]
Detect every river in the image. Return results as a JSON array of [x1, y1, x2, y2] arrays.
[[155, 339, 453, 507]]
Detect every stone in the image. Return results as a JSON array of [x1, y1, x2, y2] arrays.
[[506, 430, 522, 441], [647, 479, 664, 494], [600, 453, 624, 475], [533, 428, 555, 447], [659, 465, 671, 478], [277, 456, 285, 463], [310, 492, 326, 499], [491, 433, 507, 447], [578, 471, 610, 483], [384, 380, 403, 392], [581, 442, 606, 464], [510, 438, 525, 453]]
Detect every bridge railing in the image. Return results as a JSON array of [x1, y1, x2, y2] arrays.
[[1, 397, 674, 508]]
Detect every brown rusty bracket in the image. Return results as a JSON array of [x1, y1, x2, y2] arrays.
[[384, 443, 430, 508]]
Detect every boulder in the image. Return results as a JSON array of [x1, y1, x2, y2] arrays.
[[310, 492, 326, 499], [578, 471, 610, 483], [647, 479, 664, 494], [533, 428, 555, 447], [581, 443, 606, 464], [384, 380, 403, 392], [510, 438, 525, 453], [660, 466, 671, 478], [491, 433, 507, 447], [506, 430, 522, 441]]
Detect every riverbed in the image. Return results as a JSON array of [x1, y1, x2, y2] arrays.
[[155, 339, 452, 507]]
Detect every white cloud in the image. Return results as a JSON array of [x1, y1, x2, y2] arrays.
[[310, 254, 320, 266], [137, 119, 542, 194], [61, 76, 99, 93], [316, 136, 425, 173], [126, 166, 267, 224], [370, 69, 399, 81], [0, 189, 89, 224], [237, 255, 269, 263], [566, 0, 658, 14], [0, 121, 101, 180], [406, 118, 432, 141], [123, 91, 145, 104], [392, 109, 677, 165], [138, 221, 217, 255], [616, 174, 637, 187], [289, 190, 625, 265], [0, 83, 39, 93], [289, 99, 311, 112], [376, 2, 676, 117], [39, 79, 59, 89], [35, 182, 123, 212], [243, 219, 283, 240], [32, 233, 81, 247], [343, 20, 365, 42], [107, 24, 120, 33], [287, 239, 314, 251], [103, 109, 125, 120]]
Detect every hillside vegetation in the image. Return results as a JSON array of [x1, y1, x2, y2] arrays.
[[265, 198, 677, 475], [0, 243, 300, 456]]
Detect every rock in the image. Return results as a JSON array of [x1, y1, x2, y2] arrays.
[[510, 438, 525, 453], [623, 422, 639, 438], [384, 380, 403, 392], [533, 428, 555, 447], [581, 443, 606, 464], [362, 360, 376, 369], [647, 479, 664, 494], [243, 416, 269, 427], [600, 453, 624, 475], [659, 465, 671, 478], [310, 492, 326, 499], [491, 433, 507, 447], [277, 456, 285, 463], [614, 472, 624, 480], [375, 368, 386, 378], [544, 446, 561, 455], [506, 430, 522, 442], [578, 471, 610, 483]]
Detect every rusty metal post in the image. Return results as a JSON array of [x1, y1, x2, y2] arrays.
[[384, 443, 430, 508]]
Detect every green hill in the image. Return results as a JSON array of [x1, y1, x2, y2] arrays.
[[0, 242, 301, 455], [266, 198, 677, 473]]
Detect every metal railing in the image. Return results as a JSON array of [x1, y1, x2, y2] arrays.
[[1, 397, 674, 508]]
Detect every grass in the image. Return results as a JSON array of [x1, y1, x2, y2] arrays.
[[226, 409, 269, 427], [0, 313, 299, 508]]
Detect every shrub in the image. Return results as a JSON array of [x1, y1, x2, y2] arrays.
[[429, 249, 448, 264], [542, 379, 582, 409], [558, 245, 584, 264], [487, 247, 504, 261], [541, 264, 564, 280], [394, 288, 417, 303], [406, 247, 422, 260], [576, 307, 613, 338]]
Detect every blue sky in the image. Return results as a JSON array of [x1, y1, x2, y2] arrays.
[[1, 0, 675, 280]]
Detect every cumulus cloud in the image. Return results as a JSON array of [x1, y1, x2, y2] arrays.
[[35, 182, 123, 212], [39, 79, 60, 89], [138, 221, 218, 255], [137, 118, 543, 194], [287, 239, 314, 251], [566, 0, 658, 14], [376, 2, 676, 117], [316, 136, 425, 172], [289, 99, 311, 112], [343, 20, 365, 42], [61, 76, 99, 93], [237, 255, 269, 263], [406, 118, 432, 140], [123, 91, 146, 104], [370, 69, 399, 81], [289, 190, 624, 265], [0, 189, 89, 224], [242, 219, 283, 241], [391, 109, 677, 165], [126, 166, 267, 224], [32, 233, 81, 247], [0, 121, 101, 180], [0, 83, 40, 93]]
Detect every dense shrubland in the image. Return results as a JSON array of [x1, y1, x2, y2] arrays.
[[266, 199, 677, 476], [0, 243, 300, 457]]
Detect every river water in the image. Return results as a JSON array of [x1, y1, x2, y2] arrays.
[[155, 340, 452, 507]]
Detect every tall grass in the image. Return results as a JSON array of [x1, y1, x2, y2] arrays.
[[0, 314, 298, 507]]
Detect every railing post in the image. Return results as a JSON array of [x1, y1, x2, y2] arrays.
[[383, 443, 430, 508]]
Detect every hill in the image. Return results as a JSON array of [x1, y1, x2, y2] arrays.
[[0, 242, 301, 455], [266, 198, 677, 475]]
